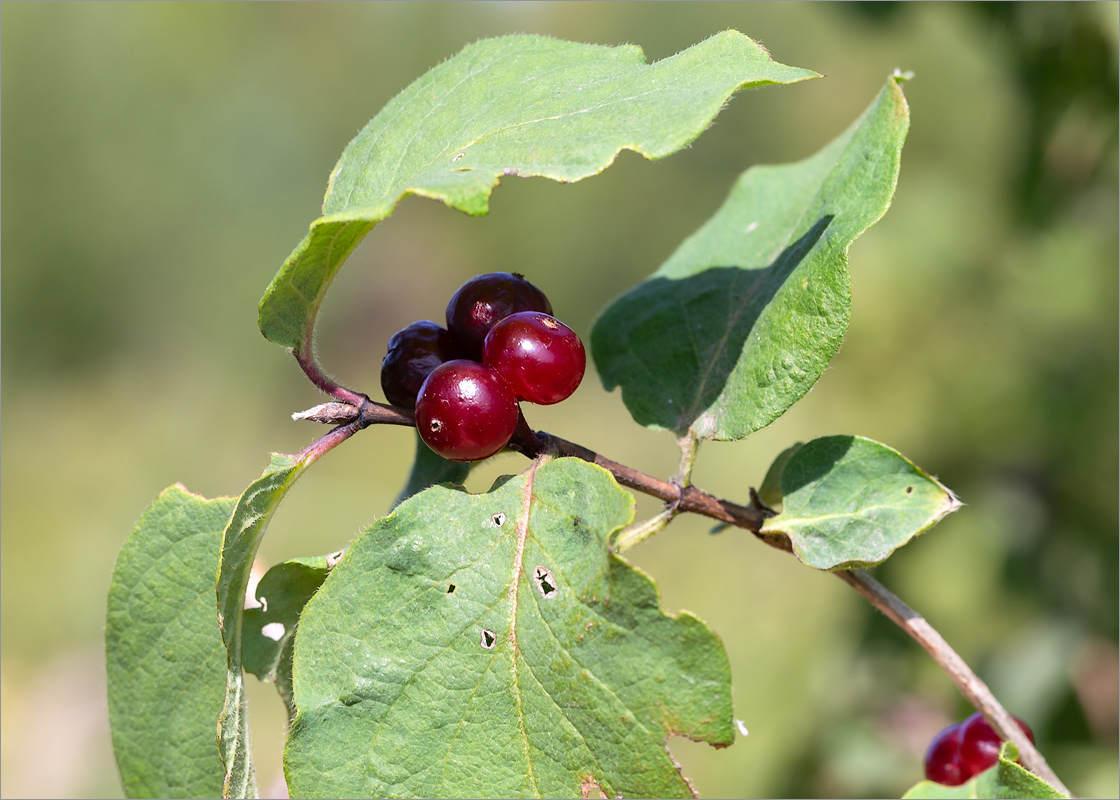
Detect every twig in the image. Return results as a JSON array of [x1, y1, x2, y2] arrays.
[[516, 431, 769, 531], [295, 420, 362, 464], [293, 398, 415, 428], [512, 427, 1071, 795], [835, 570, 1072, 797], [291, 399, 413, 464], [292, 402, 360, 425], [290, 403, 1072, 795]]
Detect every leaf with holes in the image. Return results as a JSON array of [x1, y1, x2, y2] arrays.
[[760, 435, 961, 570], [243, 554, 336, 721], [284, 458, 734, 799], [902, 743, 1067, 799], [106, 485, 235, 799], [258, 31, 817, 352], [591, 73, 909, 440]]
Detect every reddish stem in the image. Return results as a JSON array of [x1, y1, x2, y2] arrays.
[[293, 344, 368, 407]]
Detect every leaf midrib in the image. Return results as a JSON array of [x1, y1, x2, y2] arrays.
[[506, 458, 542, 796]]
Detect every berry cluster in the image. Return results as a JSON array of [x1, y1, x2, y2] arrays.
[[381, 272, 586, 462], [923, 712, 1035, 786]]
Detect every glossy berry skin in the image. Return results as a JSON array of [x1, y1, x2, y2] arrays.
[[445, 272, 552, 360], [923, 713, 1035, 786], [923, 723, 966, 786], [415, 360, 519, 462], [958, 712, 1034, 778], [381, 321, 457, 408], [483, 311, 585, 405]]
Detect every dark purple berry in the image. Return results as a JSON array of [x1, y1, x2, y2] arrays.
[[381, 321, 456, 408], [415, 360, 519, 462], [445, 272, 552, 360], [958, 712, 1034, 778], [482, 311, 585, 405]]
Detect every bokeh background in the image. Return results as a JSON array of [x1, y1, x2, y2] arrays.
[[2, 3, 1117, 798]]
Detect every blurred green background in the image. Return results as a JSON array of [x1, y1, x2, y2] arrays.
[[2, 3, 1116, 798]]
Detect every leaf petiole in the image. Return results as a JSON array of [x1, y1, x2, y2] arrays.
[[612, 507, 677, 553], [293, 341, 368, 407], [675, 430, 699, 487]]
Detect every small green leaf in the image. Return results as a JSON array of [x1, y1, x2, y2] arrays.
[[106, 485, 236, 799], [284, 458, 733, 799], [216, 453, 311, 799], [902, 743, 1067, 799], [761, 435, 960, 570], [393, 430, 472, 509], [243, 555, 334, 721], [592, 73, 909, 439], [259, 31, 818, 351]]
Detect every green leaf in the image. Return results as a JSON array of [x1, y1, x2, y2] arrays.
[[106, 485, 236, 799], [284, 458, 733, 799], [757, 442, 803, 511], [258, 31, 818, 350], [902, 743, 1067, 799], [216, 453, 311, 799], [393, 430, 472, 509], [243, 554, 335, 721], [591, 73, 910, 439], [760, 435, 960, 570]]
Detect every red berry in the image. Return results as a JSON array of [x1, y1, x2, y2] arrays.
[[923, 714, 1035, 786], [924, 722, 966, 786], [414, 360, 519, 462], [483, 311, 585, 405], [445, 272, 552, 360], [381, 321, 457, 408], [958, 712, 1034, 778]]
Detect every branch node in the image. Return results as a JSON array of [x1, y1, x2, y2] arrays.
[[665, 475, 685, 515], [748, 487, 778, 518], [354, 394, 376, 429]]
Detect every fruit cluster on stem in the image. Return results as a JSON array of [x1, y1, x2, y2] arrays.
[[380, 272, 585, 461]]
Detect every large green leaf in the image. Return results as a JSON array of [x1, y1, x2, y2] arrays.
[[216, 453, 310, 798], [284, 458, 733, 799], [591, 73, 910, 439], [243, 554, 335, 721], [106, 485, 236, 799], [760, 435, 960, 570], [902, 743, 1067, 799], [258, 31, 818, 350]]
